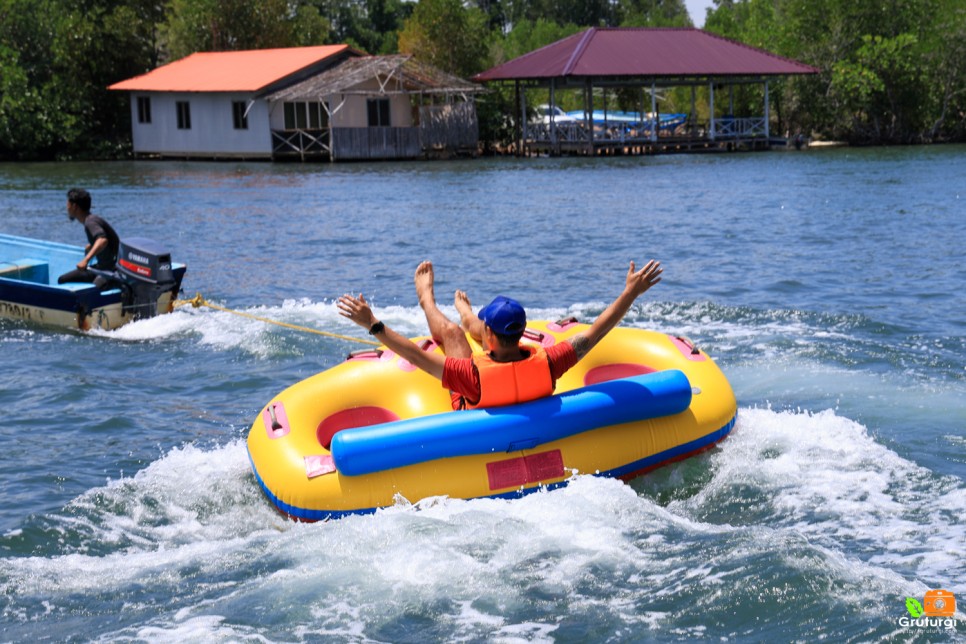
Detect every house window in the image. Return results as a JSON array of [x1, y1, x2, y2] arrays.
[[284, 102, 305, 129], [137, 96, 151, 124], [176, 101, 191, 129], [367, 98, 390, 127], [283, 102, 328, 130], [309, 102, 328, 128], [232, 101, 248, 130]]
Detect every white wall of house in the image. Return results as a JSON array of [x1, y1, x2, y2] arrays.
[[129, 92, 273, 158]]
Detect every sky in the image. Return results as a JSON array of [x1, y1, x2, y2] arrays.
[[684, 0, 715, 27]]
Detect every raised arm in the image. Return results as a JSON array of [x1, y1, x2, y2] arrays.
[[567, 259, 662, 360], [337, 293, 447, 379]]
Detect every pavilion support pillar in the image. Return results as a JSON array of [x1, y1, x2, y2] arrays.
[[650, 81, 658, 143], [550, 78, 558, 155], [764, 80, 770, 141], [640, 86, 647, 143], [690, 85, 696, 136], [585, 78, 595, 156], [709, 80, 716, 141], [518, 81, 527, 157]]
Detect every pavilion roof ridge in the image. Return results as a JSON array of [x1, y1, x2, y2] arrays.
[[562, 28, 598, 76], [492, 29, 585, 68]]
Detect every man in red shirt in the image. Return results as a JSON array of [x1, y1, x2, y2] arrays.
[[337, 259, 662, 410]]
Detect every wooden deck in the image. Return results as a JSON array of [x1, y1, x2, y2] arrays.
[[524, 117, 780, 156]]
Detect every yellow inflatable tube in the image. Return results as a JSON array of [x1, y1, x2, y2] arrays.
[[247, 319, 737, 521]]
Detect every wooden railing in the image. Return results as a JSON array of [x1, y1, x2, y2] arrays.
[[712, 117, 767, 140], [526, 122, 592, 144], [271, 129, 330, 159], [526, 115, 768, 146]]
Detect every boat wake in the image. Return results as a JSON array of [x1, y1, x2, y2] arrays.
[[1, 407, 962, 642]]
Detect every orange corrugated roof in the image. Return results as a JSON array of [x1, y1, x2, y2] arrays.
[[109, 45, 350, 92]]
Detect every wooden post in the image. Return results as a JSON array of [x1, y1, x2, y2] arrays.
[[550, 78, 558, 154], [691, 85, 696, 136], [586, 79, 594, 156], [709, 80, 716, 141], [640, 85, 646, 146], [764, 80, 770, 141]]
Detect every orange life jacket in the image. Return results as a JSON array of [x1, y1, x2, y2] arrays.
[[468, 346, 554, 409]]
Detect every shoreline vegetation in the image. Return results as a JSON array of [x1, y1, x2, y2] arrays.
[[1, 0, 963, 162]]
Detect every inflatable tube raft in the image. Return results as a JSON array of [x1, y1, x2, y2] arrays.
[[247, 319, 737, 521]]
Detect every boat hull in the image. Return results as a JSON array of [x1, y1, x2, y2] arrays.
[[248, 321, 737, 521], [0, 234, 185, 331]]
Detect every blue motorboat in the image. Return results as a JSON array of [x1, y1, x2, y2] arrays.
[[565, 110, 688, 131], [0, 233, 186, 330]]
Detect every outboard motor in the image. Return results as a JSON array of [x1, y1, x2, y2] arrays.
[[114, 237, 179, 319]]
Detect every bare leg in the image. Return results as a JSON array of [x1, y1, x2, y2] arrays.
[[455, 290, 484, 343], [415, 261, 472, 358]]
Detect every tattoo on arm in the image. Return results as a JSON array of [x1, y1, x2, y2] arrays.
[[569, 335, 592, 360]]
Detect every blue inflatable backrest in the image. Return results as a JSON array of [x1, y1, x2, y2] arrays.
[[331, 370, 692, 477]]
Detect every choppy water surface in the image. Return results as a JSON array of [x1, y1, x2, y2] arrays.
[[1, 146, 964, 642]]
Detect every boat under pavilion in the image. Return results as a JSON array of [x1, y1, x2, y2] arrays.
[[473, 27, 818, 157]]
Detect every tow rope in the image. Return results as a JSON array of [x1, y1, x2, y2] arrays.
[[173, 293, 381, 346]]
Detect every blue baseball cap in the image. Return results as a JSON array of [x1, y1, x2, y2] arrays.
[[478, 296, 526, 335]]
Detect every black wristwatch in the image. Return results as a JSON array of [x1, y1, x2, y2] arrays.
[[368, 321, 385, 335]]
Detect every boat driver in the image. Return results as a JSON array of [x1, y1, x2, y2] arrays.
[[337, 258, 662, 410], [58, 188, 120, 288]]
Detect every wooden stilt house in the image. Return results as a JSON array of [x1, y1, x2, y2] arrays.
[[266, 54, 484, 161], [109, 48, 483, 162]]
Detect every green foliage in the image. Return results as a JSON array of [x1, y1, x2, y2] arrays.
[[397, 0, 490, 77], [620, 0, 692, 27], [163, 0, 316, 59], [920, 0, 966, 140], [0, 1, 52, 159], [831, 33, 923, 142], [475, 88, 518, 153], [505, 0, 611, 29], [704, 0, 962, 143], [0, 0, 163, 160], [305, 0, 409, 54], [497, 18, 582, 63]]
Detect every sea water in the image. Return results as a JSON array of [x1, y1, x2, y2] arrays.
[[0, 146, 963, 642]]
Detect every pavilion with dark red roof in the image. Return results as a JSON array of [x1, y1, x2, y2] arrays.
[[474, 27, 818, 156]]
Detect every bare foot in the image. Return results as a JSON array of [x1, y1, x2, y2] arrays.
[[454, 290, 473, 323], [414, 261, 435, 308], [454, 289, 484, 340]]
